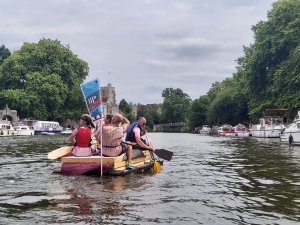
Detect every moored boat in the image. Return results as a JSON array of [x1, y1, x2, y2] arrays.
[[0, 120, 15, 136], [14, 125, 35, 136], [20, 119, 63, 135], [209, 126, 220, 136], [218, 124, 235, 136], [280, 111, 300, 145], [250, 116, 285, 138], [61, 128, 73, 135], [233, 124, 250, 137], [200, 125, 211, 135], [250, 109, 287, 138]]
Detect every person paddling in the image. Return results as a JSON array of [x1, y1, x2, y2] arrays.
[[125, 117, 154, 151]]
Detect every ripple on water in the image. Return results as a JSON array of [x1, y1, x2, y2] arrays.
[[0, 134, 300, 224]]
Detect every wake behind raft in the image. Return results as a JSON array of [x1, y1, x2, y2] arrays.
[[53, 149, 163, 176]]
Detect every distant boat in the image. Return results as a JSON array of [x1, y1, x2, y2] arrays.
[[41, 132, 56, 135], [0, 120, 15, 137], [14, 125, 35, 136], [19, 119, 63, 135], [280, 111, 300, 145], [209, 126, 220, 136], [250, 109, 287, 138], [200, 125, 211, 135], [218, 124, 235, 136], [233, 124, 250, 137], [61, 128, 73, 135]]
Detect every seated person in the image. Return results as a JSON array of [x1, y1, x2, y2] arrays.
[[95, 113, 134, 169], [68, 114, 95, 157], [125, 117, 154, 150]]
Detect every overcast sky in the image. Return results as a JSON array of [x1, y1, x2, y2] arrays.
[[1, 0, 276, 104]]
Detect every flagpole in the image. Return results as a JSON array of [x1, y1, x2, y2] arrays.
[[80, 78, 104, 176], [100, 119, 103, 176]]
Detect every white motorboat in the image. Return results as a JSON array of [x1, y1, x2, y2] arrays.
[[200, 125, 211, 135], [218, 124, 235, 136], [14, 125, 35, 136], [233, 124, 250, 137], [19, 119, 63, 135], [250, 116, 285, 138], [61, 128, 73, 135], [280, 111, 300, 145], [0, 120, 15, 136], [250, 109, 288, 138]]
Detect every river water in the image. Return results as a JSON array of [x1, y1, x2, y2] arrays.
[[0, 133, 299, 225]]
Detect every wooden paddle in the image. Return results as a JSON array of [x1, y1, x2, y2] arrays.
[[47, 146, 73, 160], [122, 141, 173, 161]]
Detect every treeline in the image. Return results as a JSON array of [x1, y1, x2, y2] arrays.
[[0, 0, 299, 130], [121, 0, 300, 130]]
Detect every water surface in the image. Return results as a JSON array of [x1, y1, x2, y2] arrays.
[[0, 133, 299, 224]]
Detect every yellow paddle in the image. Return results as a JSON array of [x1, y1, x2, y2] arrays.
[[152, 154, 161, 173], [144, 134, 161, 173], [47, 146, 73, 160]]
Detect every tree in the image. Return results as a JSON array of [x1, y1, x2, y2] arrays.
[[207, 90, 249, 125], [188, 95, 210, 129], [0, 45, 11, 65], [205, 77, 249, 125], [161, 88, 191, 123], [119, 99, 135, 122], [0, 38, 89, 121], [235, 0, 300, 121], [137, 104, 162, 130], [207, 81, 222, 102]]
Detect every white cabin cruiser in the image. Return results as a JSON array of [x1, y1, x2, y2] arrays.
[[250, 116, 285, 138], [200, 125, 211, 134], [0, 120, 15, 137], [14, 125, 35, 136]]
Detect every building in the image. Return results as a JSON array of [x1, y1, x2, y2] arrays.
[[101, 83, 119, 115], [0, 105, 19, 125]]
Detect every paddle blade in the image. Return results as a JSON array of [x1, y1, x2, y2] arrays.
[[48, 146, 73, 160], [153, 149, 173, 161], [153, 159, 161, 172]]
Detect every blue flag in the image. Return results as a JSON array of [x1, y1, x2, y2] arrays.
[[80, 79, 103, 122]]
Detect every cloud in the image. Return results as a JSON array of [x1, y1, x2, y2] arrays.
[[0, 0, 276, 104], [157, 38, 224, 59]]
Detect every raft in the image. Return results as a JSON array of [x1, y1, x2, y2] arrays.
[[55, 149, 159, 176]]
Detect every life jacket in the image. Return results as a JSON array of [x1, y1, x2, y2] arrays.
[[76, 127, 92, 147], [125, 121, 142, 142]]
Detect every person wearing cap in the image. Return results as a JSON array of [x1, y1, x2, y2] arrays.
[[67, 114, 95, 157], [95, 113, 134, 169], [125, 117, 153, 151]]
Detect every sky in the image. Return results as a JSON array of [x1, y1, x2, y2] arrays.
[[0, 0, 277, 104]]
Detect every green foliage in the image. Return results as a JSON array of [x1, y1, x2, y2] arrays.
[[208, 90, 249, 126], [119, 99, 135, 122], [205, 77, 249, 125], [0, 45, 11, 65], [0, 38, 88, 122], [207, 81, 222, 102], [161, 88, 191, 123], [235, 0, 300, 121], [137, 104, 162, 130], [187, 95, 209, 129]]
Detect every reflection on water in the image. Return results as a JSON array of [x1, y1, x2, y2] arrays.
[[0, 134, 299, 224]]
